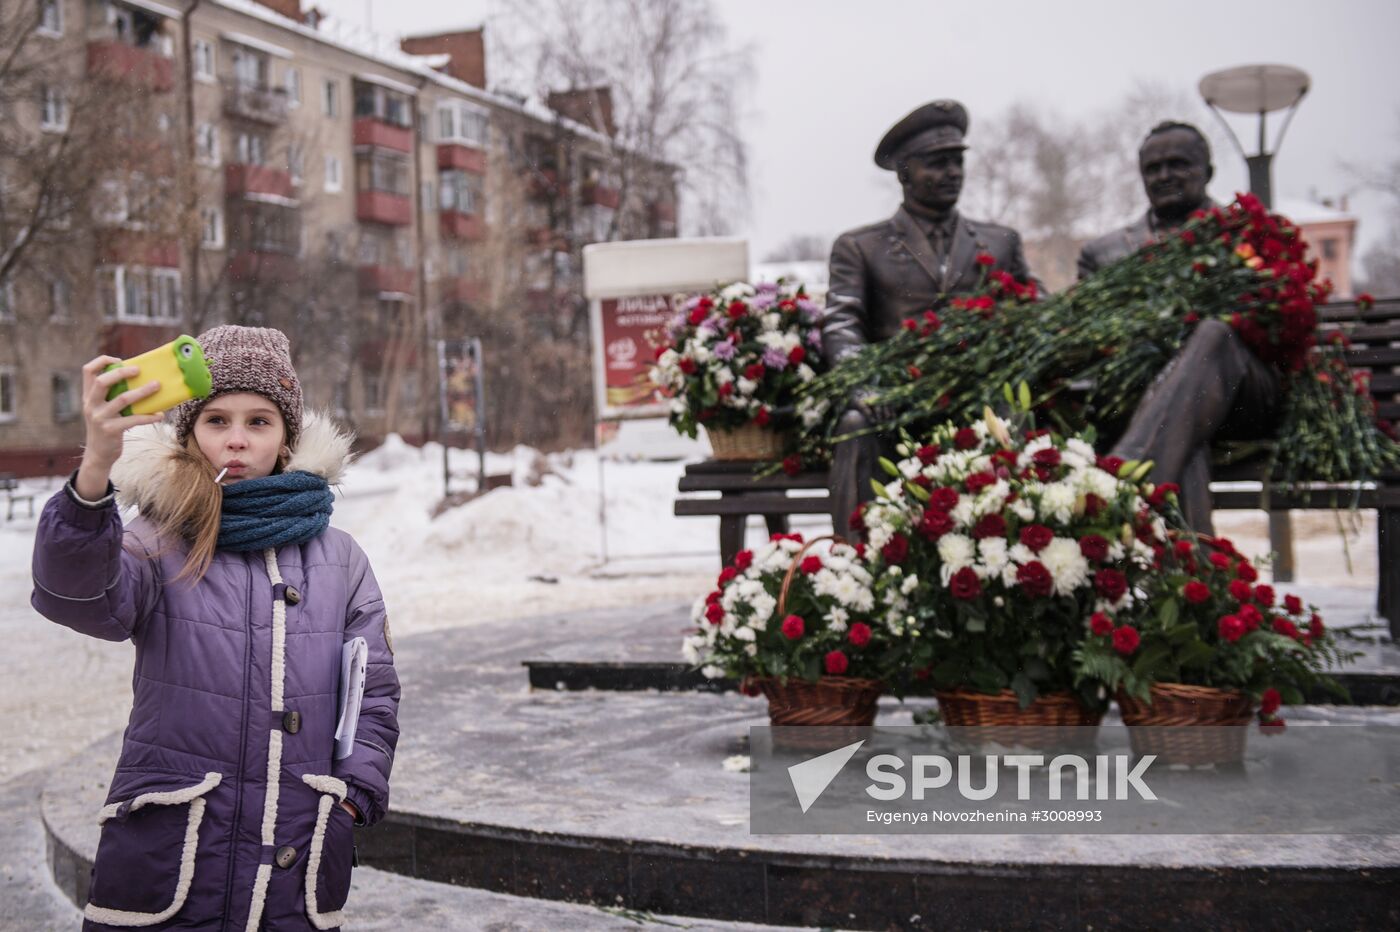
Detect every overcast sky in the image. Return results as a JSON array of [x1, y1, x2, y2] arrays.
[[321, 0, 1400, 264]]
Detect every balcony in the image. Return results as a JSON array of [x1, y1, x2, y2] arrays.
[[526, 227, 566, 249], [353, 118, 413, 154], [222, 78, 289, 125], [356, 191, 412, 226], [98, 231, 180, 268], [581, 182, 621, 210], [87, 40, 175, 93], [528, 169, 567, 201], [229, 251, 299, 284], [102, 323, 181, 359], [358, 265, 416, 296], [442, 277, 486, 305], [440, 211, 485, 242], [437, 144, 487, 174], [225, 164, 296, 200]]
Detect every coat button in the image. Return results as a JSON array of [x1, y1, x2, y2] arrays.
[[275, 846, 297, 869], [284, 586, 301, 605], [282, 710, 301, 734]]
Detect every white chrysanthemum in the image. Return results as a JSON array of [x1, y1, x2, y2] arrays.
[[900, 574, 920, 595], [744, 643, 758, 656], [779, 538, 804, 554], [950, 498, 976, 529], [974, 480, 1010, 517], [702, 664, 725, 679], [715, 367, 734, 385], [756, 331, 785, 349], [736, 377, 757, 396], [797, 363, 815, 383], [1008, 543, 1036, 565], [1039, 537, 1090, 596], [669, 397, 687, 416], [979, 538, 1010, 576], [811, 568, 839, 599], [826, 555, 852, 573], [720, 282, 755, 301], [1039, 482, 1077, 523], [1011, 499, 1035, 522], [1108, 541, 1126, 562], [825, 606, 849, 631], [762, 312, 781, 331], [899, 458, 922, 479], [866, 522, 893, 554], [681, 635, 704, 665], [1067, 438, 1096, 461], [852, 588, 875, 613], [1078, 467, 1120, 502], [832, 574, 866, 607], [749, 594, 775, 629], [732, 626, 756, 642], [1131, 540, 1155, 569], [1001, 563, 1021, 587], [937, 533, 976, 570], [691, 343, 713, 364], [1024, 433, 1054, 455], [690, 596, 708, 624]]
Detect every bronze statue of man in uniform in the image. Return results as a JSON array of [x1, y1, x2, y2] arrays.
[[1079, 121, 1279, 533], [822, 100, 1036, 540]]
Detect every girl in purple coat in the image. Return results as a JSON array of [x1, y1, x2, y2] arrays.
[[32, 326, 400, 931]]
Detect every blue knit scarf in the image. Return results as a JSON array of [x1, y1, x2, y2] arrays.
[[217, 471, 334, 552]]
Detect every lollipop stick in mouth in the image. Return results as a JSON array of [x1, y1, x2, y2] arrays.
[[214, 467, 228, 484]]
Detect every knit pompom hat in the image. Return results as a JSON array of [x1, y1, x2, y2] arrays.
[[170, 325, 303, 446]]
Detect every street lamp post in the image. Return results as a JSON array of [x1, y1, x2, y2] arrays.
[[1198, 63, 1311, 580]]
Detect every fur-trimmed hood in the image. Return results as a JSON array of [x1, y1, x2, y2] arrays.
[[111, 410, 354, 515]]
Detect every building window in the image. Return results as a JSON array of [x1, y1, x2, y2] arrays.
[[421, 181, 435, 213], [39, 85, 67, 131], [355, 150, 410, 196], [363, 369, 383, 415], [39, 0, 63, 36], [98, 266, 181, 322], [289, 146, 304, 186], [193, 39, 215, 81], [0, 368, 16, 422], [324, 153, 342, 193], [48, 277, 70, 320], [230, 47, 268, 89], [1321, 238, 1338, 260], [436, 102, 488, 146], [235, 131, 266, 166], [353, 81, 411, 128], [439, 170, 477, 214], [201, 206, 223, 248], [285, 67, 301, 107], [0, 278, 14, 321], [52, 372, 78, 422], [323, 79, 339, 117], [447, 249, 467, 279], [196, 123, 220, 165]]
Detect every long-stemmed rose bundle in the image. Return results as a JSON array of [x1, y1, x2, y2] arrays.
[[792, 194, 1398, 486]]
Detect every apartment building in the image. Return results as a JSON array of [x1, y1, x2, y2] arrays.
[[0, 0, 679, 475]]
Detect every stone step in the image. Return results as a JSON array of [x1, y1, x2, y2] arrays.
[[39, 735, 815, 932]]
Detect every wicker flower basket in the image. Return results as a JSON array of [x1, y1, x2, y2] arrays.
[[935, 689, 1103, 749], [706, 423, 786, 461], [747, 675, 884, 727], [1117, 683, 1255, 766]]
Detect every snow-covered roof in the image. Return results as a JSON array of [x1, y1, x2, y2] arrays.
[[208, 0, 636, 154], [1273, 196, 1356, 226]]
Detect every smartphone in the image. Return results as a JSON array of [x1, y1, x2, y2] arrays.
[[104, 335, 213, 416]]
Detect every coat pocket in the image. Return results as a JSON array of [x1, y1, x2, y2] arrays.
[[300, 774, 354, 930], [83, 772, 222, 927]]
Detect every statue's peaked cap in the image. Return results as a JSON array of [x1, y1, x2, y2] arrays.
[[875, 100, 969, 170]]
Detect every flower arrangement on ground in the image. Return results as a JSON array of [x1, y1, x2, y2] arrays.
[[650, 280, 824, 444], [853, 406, 1175, 713], [1075, 533, 1355, 729], [683, 534, 891, 682]]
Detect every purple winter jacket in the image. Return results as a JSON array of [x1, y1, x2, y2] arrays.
[[30, 416, 399, 931]]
